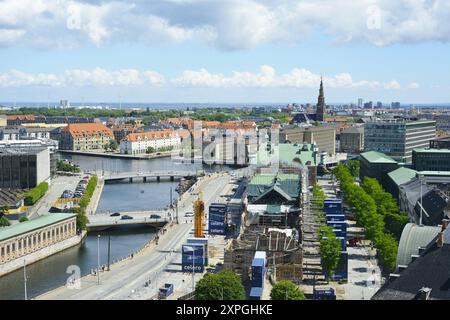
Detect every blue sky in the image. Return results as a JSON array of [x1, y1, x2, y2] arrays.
[[1, 0, 450, 104]]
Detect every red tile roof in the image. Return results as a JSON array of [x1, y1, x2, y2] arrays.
[[62, 123, 113, 138]]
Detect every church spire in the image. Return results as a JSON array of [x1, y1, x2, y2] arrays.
[[316, 76, 326, 122]]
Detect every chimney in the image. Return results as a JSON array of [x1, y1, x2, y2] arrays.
[[437, 232, 444, 248], [417, 287, 432, 300]]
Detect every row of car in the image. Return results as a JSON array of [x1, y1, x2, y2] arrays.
[[60, 176, 90, 199]]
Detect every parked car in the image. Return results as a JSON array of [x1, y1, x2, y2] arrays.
[[121, 215, 133, 220], [150, 214, 161, 219], [110, 212, 121, 217], [184, 212, 194, 217], [61, 190, 74, 198]]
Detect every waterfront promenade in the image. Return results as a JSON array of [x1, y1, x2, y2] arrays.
[[36, 172, 231, 300], [58, 150, 172, 160]]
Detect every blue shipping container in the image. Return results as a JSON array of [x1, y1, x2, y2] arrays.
[[333, 229, 347, 238], [210, 213, 226, 221], [326, 214, 345, 222], [327, 221, 347, 231], [182, 254, 205, 273], [337, 237, 347, 251], [209, 204, 227, 214], [251, 258, 266, 288], [181, 243, 207, 272], [249, 287, 263, 300], [187, 238, 209, 266], [182, 243, 205, 272], [331, 251, 348, 281]]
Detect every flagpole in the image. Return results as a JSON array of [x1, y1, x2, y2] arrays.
[[192, 248, 195, 292]]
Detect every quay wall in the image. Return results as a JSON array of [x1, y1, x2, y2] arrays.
[[58, 150, 171, 160], [0, 232, 86, 278]]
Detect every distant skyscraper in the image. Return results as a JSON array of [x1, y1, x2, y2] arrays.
[[316, 77, 325, 122], [358, 98, 363, 108], [377, 101, 383, 108], [364, 101, 373, 109], [60, 100, 69, 110], [391, 102, 401, 109]]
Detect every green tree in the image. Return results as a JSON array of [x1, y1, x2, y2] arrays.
[[0, 215, 11, 227], [319, 226, 341, 281], [375, 233, 398, 271], [270, 280, 306, 300], [346, 160, 360, 178], [146, 146, 156, 154], [19, 217, 29, 223], [195, 270, 245, 300], [57, 160, 80, 173], [24, 182, 49, 206], [108, 139, 119, 151]]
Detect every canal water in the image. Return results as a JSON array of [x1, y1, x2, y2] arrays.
[[0, 155, 210, 300], [0, 227, 157, 300]]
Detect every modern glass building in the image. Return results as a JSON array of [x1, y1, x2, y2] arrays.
[[364, 120, 436, 163]]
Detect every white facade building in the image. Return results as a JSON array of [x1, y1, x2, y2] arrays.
[[120, 130, 181, 155]]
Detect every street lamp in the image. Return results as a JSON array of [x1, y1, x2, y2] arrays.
[[97, 235, 101, 285]]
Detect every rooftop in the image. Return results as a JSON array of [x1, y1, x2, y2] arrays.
[[413, 148, 450, 154], [373, 243, 450, 300], [341, 126, 364, 134], [0, 213, 76, 242], [255, 143, 318, 167], [247, 173, 300, 202], [124, 130, 176, 142], [361, 151, 398, 164], [62, 123, 113, 138], [388, 167, 418, 187], [0, 146, 47, 155], [396, 223, 440, 267]]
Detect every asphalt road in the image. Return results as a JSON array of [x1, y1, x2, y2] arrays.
[[36, 173, 231, 300]]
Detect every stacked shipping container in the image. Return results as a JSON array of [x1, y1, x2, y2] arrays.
[[323, 198, 348, 281], [209, 203, 228, 235]]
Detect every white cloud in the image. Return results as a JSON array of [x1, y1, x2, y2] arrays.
[[407, 82, 420, 89], [0, 66, 408, 90], [0, 0, 449, 49], [383, 80, 401, 89]]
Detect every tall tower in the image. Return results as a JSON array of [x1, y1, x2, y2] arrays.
[[194, 192, 205, 238], [316, 77, 326, 122]]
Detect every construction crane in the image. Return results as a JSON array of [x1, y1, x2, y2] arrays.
[[194, 191, 205, 238]]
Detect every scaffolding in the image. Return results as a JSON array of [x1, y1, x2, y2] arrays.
[[194, 191, 205, 238], [224, 225, 303, 282]]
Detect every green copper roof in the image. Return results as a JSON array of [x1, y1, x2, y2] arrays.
[[0, 213, 76, 242], [418, 171, 450, 176], [255, 143, 317, 167], [413, 148, 450, 154], [388, 167, 418, 187], [361, 151, 398, 164], [248, 173, 300, 202]]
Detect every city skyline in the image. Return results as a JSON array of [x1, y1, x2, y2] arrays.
[[1, 0, 450, 103]]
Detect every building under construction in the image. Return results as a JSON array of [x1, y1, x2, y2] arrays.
[[224, 225, 303, 282]]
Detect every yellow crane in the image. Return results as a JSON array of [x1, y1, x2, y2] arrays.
[[194, 190, 205, 238]]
